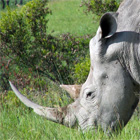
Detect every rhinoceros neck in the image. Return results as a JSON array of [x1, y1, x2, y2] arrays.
[[129, 44, 140, 85], [117, 0, 140, 32], [116, 0, 140, 86], [121, 42, 140, 86]]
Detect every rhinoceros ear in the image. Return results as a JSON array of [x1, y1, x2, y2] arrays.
[[100, 12, 118, 38], [60, 85, 82, 100]]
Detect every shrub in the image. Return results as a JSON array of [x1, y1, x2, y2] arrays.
[[0, 57, 10, 91], [82, 0, 121, 16], [0, 0, 91, 87], [72, 55, 90, 84]]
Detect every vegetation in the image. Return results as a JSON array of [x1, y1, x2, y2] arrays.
[[0, 0, 139, 139], [73, 55, 90, 84], [0, 0, 92, 87], [82, 0, 121, 16], [47, 0, 99, 36], [0, 100, 140, 139]]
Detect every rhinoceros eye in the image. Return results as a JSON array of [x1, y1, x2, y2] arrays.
[[86, 92, 92, 98], [83, 86, 96, 99], [86, 92, 96, 100]]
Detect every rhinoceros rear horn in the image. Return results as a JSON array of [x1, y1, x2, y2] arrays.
[[60, 84, 82, 100], [100, 12, 118, 38]]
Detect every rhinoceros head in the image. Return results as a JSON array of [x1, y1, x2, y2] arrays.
[[10, 0, 140, 133], [76, 12, 139, 131]]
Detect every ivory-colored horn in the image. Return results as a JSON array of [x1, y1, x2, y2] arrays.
[[60, 85, 82, 100], [9, 81, 76, 126]]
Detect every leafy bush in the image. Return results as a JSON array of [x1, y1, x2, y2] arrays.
[[72, 55, 90, 84], [0, 0, 91, 88], [0, 57, 11, 91], [0, 0, 51, 90], [82, 0, 121, 16]]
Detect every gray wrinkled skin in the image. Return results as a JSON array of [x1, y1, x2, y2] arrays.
[[10, 0, 140, 133]]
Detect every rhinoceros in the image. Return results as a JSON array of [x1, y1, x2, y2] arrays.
[[9, 0, 140, 132]]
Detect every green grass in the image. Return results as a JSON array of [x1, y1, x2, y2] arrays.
[[47, 0, 99, 36], [0, 105, 140, 140], [0, 88, 140, 140]]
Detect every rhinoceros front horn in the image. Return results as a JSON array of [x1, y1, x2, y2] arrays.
[[9, 81, 77, 127]]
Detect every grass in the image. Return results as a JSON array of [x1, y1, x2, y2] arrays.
[[0, 86, 140, 140], [0, 104, 140, 140], [47, 0, 99, 36]]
